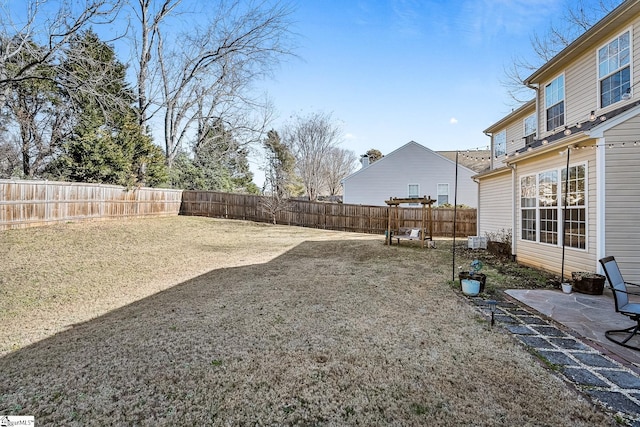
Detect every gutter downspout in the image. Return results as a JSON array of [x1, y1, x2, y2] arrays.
[[509, 82, 540, 262], [596, 138, 606, 273]]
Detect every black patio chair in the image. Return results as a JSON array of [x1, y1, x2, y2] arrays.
[[599, 256, 640, 351]]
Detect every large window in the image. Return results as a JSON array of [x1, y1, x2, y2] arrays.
[[545, 75, 564, 131], [538, 171, 558, 244], [599, 31, 631, 108], [437, 183, 449, 206], [520, 165, 586, 249], [494, 130, 506, 157], [520, 176, 537, 241], [562, 165, 586, 249], [524, 113, 537, 146]]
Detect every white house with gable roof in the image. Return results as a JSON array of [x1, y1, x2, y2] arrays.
[[342, 141, 485, 207]]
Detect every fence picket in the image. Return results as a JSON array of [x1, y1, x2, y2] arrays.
[[180, 191, 476, 237], [0, 180, 183, 230]]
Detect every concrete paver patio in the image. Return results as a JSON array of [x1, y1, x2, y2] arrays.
[[486, 287, 640, 425], [506, 288, 640, 370]]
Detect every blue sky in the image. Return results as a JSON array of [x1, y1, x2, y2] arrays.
[[258, 0, 572, 162]]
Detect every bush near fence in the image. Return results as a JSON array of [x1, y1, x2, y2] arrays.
[[0, 180, 183, 231], [180, 190, 476, 237]]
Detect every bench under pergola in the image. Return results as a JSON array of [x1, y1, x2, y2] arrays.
[[385, 196, 436, 248]]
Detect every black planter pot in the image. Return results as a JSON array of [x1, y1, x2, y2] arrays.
[[571, 272, 606, 295], [459, 272, 486, 293]]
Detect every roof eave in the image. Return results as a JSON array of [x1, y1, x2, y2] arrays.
[[483, 99, 536, 134]]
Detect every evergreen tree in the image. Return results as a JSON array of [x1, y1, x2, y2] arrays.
[[179, 118, 258, 193], [51, 30, 167, 187]]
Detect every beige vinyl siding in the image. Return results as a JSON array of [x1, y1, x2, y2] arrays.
[[565, 53, 596, 127], [537, 15, 640, 140], [491, 104, 536, 169], [514, 146, 598, 276], [603, 115, 640, 283], [477, 170, 512, 238], [506, 119, 526, 155]]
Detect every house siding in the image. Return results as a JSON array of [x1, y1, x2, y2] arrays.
[[489, 102, 536, 169], [603, 114, 640, 283], [537, 15, 640, 141], [343, 142, 478, 207], [514, 146, 598, 276], [477, 170, 512, 238]]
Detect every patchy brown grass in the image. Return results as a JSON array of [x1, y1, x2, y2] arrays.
[[0, 217, 611, 425]]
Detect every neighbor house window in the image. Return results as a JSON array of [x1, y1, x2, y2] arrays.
[[520, 164, 586, 249], [408, 183, 419, 206], [562, 165, 586, 249], [599, 30, 631, 108], [545, 75, 564, 131], [494, 130, 506, 157], [408, 184, 419, 198], [520, 175, 537, 241], [524, 113, 537, 146], [437, 183, 449, 206]]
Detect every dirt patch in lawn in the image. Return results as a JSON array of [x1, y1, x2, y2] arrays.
[[0, 217, 611, 425]]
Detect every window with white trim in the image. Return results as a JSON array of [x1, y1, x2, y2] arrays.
[[408, 183, 419, 206], [562, 165, 586, 249], [520, 176, 536, 241], [524, 113, 537, 146], [545, 75, 564, 131], [494, 130, 506, 157], [538, 171, 558, 245], [437, 183, 449, 206], [520, 164, 586, 249], [599, 30, 631, 108]]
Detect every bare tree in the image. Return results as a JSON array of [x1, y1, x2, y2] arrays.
[[323, 147, 356, 197], [129, 0, 181, 131], [260, 129, 296, 223], [502, 0, 622, 104], [0, 0, 122, 95], [128, 0, 295, 166], [285, 111, 343, 201], [0, 135, 21, 178], [0, 1, 128, 177]]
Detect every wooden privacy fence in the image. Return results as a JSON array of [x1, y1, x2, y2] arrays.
[[0, 180, 183, 231], [180, 191, 476, 237]]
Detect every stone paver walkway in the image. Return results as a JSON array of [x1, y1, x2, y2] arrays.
[[471, 297, 640, 426]]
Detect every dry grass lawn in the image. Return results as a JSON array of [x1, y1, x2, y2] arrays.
[[0, 216, 612, 425]]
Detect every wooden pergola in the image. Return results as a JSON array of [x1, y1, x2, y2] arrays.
[[384, 196, 436, 248]]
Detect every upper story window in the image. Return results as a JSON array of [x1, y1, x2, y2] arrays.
[[524, 113, 537, 146], [494, 130, 506, 157], [545, 75, 564, 131], [599, 30, 631, 108]]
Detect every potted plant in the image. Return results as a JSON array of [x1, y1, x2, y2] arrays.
[[571, 271, 606, 295], [459, 260, 486, 295]]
